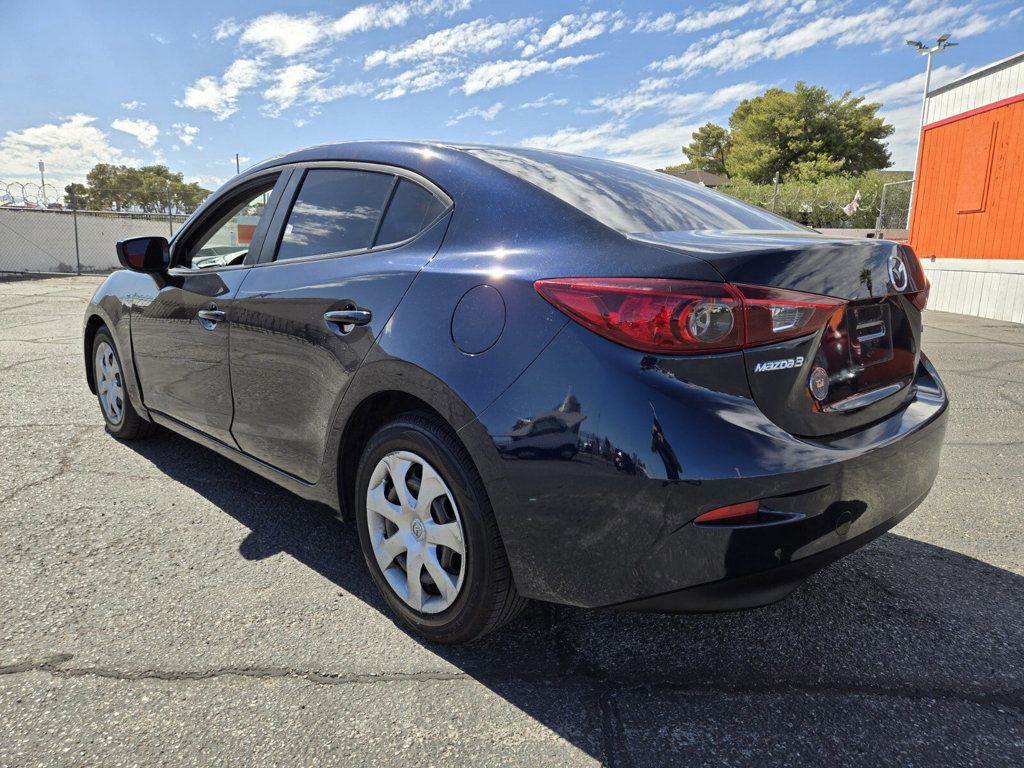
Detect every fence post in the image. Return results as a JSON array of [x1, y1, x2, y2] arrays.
[[771, 171, 780, 212], [71, 189, 82, 275], [874, 183, 887, 239], [167, 183, 174, 237]]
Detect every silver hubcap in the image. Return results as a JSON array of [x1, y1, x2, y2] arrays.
[[366, 451, 466, 614], [94, 341, 125, 426]]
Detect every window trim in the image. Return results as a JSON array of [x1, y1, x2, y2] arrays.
[[167, 169, 290, 274], [255, 161, 453, 268]]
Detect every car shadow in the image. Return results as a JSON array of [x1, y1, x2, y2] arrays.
[[124, 430, 1024, 764]]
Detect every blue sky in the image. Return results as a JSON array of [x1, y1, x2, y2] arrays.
[[3, 0, 1022, 190]]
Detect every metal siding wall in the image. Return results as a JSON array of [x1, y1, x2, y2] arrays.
[[922, 261, 1024, 323], [925, 56, 1024, 123], [910, 97, 1024, 261]]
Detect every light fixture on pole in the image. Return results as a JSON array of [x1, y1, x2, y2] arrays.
[[905, 34, 957, 227]]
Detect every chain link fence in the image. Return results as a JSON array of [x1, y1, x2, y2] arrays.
[[873, 179, 914, 240], [0, 183, 199, 275]]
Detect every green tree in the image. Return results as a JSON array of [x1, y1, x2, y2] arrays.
[[681, 122, 730, 175], [63, 182, 90, 209], [68, 163, 211, 212], [725, 82, 894, 183]]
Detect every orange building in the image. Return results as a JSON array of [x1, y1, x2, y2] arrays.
[[909, 51, 1024, 322]]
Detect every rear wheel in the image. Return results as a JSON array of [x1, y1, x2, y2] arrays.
[[92, 327, 155, 440], [354, 412, 528, 643]]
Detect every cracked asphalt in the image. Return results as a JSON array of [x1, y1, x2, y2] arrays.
[[1, 275, 1023, 767]]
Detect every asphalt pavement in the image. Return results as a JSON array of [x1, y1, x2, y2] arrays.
[[1, 276, 1022, 767]]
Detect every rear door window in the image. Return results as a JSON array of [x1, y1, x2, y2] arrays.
[[374, 179, 447, 246], [276, 169, 394, 261]]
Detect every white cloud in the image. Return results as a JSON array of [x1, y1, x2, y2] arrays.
[[120, 100, 144, 111], [173, 123, 200, 146], [633, 13, 676, 33], [592, 79, 764, 117], [463, 54, 598, 95], [213, 17, 242, 40], [239, 13, 324, 57], [674, 2, 758, 33], [650, 4, 995, 77], [150, 33, 169, 45], [0, 114, 132, 186], [447, 101, 504, 126], [365, 17, 536, 68], [236, 0, 472, 58], [633, 2, 799, 35], [517, 93, 569, 109], [518, 11, 623, 58], [263, 64, 324, 114], [110, 118, 160, 148], [522, 116, 705, 169], [178, 58, 262, 120], [375, 61, 460, 100], [860, 64, 967, 107], [307, 80, 376, 104]]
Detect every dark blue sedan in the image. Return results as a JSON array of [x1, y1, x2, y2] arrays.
[[83, 142, 947, 643]]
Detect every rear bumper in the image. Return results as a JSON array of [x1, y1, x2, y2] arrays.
[[471, 323, 948, 610], [613, 487, 926, 613]]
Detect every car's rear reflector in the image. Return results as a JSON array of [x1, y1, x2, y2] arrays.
[[693, 500, 761, 524], [534, 277, 845, 355]]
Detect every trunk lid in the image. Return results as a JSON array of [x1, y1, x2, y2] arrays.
[[629, 230, 927, 437]]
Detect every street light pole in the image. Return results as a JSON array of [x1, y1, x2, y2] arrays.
[[905, 34, 957, 229]]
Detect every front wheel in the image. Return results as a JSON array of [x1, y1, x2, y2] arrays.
[[92, 327, 155, 440], [354, 412, 528, 643]]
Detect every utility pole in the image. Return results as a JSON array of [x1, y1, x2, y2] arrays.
[[38, 160, 46, 205], [235, 153, 241, 174], [771, 171, 780, 212], [905, 34, 958, 228]]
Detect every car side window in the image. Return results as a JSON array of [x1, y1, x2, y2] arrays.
[[374, 179, 447, 247], [276, 169, 394, 262], [182, 180, 276, 270]]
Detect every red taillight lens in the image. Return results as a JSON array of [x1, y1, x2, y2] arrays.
[[533, 278, 744, 354], [734, 284, 845, 346], [534, 277, 845, 355]]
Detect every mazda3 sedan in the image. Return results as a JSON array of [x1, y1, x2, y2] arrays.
[[84, 142, 947, 643]]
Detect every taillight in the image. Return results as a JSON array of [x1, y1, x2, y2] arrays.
[[534, 277, 845, 355], [735, 285, 846, 346]]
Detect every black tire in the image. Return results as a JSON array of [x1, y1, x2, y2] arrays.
[[354, 411, 528, 644], [91, 327, 156, 440]]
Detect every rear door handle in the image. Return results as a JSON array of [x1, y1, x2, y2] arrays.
[[324, 309, 372, 330], [197, 309, 227, 323]]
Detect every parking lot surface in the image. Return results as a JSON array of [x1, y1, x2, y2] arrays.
[[1, 276, 1022, 767]]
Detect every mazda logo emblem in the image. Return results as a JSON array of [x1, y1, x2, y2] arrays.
[[888, 256, 908, 292]]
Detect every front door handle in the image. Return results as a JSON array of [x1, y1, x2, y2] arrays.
[[197, 309, 227, 324], [323, 309, 372, 332]]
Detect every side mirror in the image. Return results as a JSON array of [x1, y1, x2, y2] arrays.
[[116, 236, 170, 273]]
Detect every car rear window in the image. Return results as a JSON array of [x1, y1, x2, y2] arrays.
[[276, 169, 393, 261], [375, 179, 447, 246], [463, 147, 803, 235]]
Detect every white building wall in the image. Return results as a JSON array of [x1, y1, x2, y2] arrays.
[[924, 52, 1024, 125], [921, 259, 1024, 324]]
